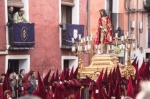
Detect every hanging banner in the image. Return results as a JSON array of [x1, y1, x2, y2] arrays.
[[66, 24, 84, 46], [11, 23, 35, 47]]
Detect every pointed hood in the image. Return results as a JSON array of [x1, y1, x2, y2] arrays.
[[116, 65, 121, 80], [143, 61, 149, 79], [65, 69, 69, 80], [54, 87, 60, 99], [103, 68, 108, 82], [112, 68, 116, 83], [102, 88, 109, 99], [96, 69, 104, 89], [54, 69, 59, 82], [3, 70, 12, 93], [43, 70, 51, 87], [108, 82, 113, 98], [69, 67, 74, 80], [107, 70, 112, 82], [73, 79, 81, 87], [23, 70, 31, 83], [22, 71, 32, 91], [60, 71, 65, 81], [135, 72, 141, 95], [37, 72, 45, 89], [74, 67, 79, 79], [127, 77, 134, 98], [132, 57, 138, 69], [139, 59, 145, 78], [74, 89, 80, 99], [113, 80, 121, 99], [34, 72, 47, 99], [84, 76, 92, 84], [32, 89, 39, 96], [49, 73, 55, 86]]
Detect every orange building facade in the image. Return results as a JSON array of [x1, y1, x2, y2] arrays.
[[0, 0, 89, 76], [0, 0, 150, 75], [90, 0, 150, 66]]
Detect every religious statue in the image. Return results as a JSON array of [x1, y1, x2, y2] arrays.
[[94, 9, 113, 54]]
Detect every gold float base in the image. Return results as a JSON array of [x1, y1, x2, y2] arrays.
[[78, 54, 119, 80]]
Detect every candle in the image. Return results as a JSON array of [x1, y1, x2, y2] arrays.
[[83, 37, 86, 42], [72, 38, 74, 43], [88, 44, 91, 50], [84, 45, 87, 51], [123, 45, 125, 49], [80, 38, 83, 43], [121, 36, 124, 41], [98, 49, 101, 54], [115, 33, 118, 38], [79, 34, 81, 40], [133, 34, 136, 39], [95, 45, 98, 49], [119, 45, 122, 49], [111, 45, 114, 50], [72, 46, 76, 52], [139, 22, 143, 29], [132, 43, 135, 48], [131, 21, 135, 28], [90, 34, 93, 41], [124, 35, 127, 39], [108, 45, 110, 50], [80, 46, 82, 51], [90, 37, 92, 41], [126, 32, 129, 37], [110, 36, 112, 42], [78, 46, 80, 51], [87, 36, 89, 41], [90, 33, 93, 38]]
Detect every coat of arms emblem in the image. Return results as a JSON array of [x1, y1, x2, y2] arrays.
[[21, 27, 28, 41]]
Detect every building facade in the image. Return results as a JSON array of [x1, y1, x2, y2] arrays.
[[0, 0, 90, 76], [90, 0, 150, 67], [1, 0, 149, 75]]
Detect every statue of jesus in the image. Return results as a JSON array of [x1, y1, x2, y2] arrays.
[[94, 9, 113, 54]]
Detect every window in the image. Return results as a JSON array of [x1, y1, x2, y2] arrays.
[[5, 55, 30, 73], [60, 0, 74, 49], [7, 0, 24, 8], [105, 0, 113, 17], [61, 56, 78, 72], [106, 0, 124, 37], [61, 6, 72, 49], [7, 0, 29, 21], [61, 0, 75, 7], [6, 0, 33, 50], [59, 0, 80, 49], [61, 6, 72, 24], [61, 0, 74, 25]]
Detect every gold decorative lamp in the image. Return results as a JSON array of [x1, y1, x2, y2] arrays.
[[71, 30, 93, 68], [117, 32, 136, 79]]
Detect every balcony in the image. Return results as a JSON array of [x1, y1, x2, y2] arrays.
[[59, 23, 84, 49], [9, 23, 35, 50]]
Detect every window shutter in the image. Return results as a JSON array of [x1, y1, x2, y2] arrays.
[[61, 0, 74, 7], [8, 0, 24, 8]]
